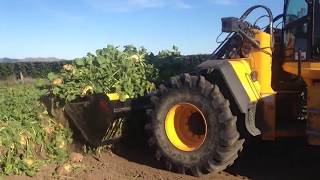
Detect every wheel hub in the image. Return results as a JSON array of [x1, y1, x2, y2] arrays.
[[165, 103, 207, 152]]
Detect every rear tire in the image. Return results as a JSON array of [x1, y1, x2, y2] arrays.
[[146, 74, 244, 176]]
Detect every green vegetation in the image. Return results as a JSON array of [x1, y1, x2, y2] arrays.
[[47, 45, 158, 103], [0, 45, 209, 177], [0, 83, 71, 176], [149, 52, 209, 82], [0, 61, 68, 80], [0, 46, 209, 82]]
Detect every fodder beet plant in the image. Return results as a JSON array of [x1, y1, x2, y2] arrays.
[[0, 83, 72, 176], [47, 45, 159, 103]]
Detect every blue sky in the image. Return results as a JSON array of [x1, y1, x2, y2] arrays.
[[0, 0, 283, 59]]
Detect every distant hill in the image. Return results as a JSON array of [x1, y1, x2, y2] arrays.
[[0, 57, 69, 63], [0, 58, 18, 63]]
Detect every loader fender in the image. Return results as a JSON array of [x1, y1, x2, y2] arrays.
[[198, 60, 261, 136], [198, 60, 254, 113]]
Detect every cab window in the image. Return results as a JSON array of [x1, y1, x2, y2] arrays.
[[285, 0, 308, 25], [284, 0, 309, 60]]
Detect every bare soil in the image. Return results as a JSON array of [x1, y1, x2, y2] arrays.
[[7, 138, 320, 180]]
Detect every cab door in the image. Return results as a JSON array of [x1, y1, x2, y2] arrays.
[[283, 0, 312, 61]]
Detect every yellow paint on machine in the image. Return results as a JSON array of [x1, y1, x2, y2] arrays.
[[227, 30, 276, 103], [228, 59, 261, 102], [106, 93, 129, 101], [249, 30, 275, 95]]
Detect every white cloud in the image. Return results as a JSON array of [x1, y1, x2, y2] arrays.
[[83, 0, 191, 12], [209, 0, 238, 6], [174, 0, 192, 9], [128, 0, 166, 8]]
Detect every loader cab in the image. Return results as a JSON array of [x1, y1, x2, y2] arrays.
[[273, 0, 319, 90], [283, 0, 320, 60], [266, 0, 320, 144]]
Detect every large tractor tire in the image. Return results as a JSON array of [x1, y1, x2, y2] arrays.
[[146, 74, 245, 176]]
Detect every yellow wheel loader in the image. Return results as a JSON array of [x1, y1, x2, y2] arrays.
[[64, 0, 320, 177], [145, 0, 320, 176]]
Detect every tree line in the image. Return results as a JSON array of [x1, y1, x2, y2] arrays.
[[0, 61, 69, 79], [0, 52, 211, 80]]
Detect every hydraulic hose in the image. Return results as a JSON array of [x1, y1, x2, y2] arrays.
[[240, 5, 274, 50]]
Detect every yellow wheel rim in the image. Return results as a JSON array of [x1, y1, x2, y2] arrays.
[[165, 103, 207, 152]]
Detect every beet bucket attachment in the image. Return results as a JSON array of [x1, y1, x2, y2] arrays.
[[64, 93, 151, 147], [64, 93, 130, 146]]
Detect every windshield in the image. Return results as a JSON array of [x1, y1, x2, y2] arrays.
[[285, 0, 308, 24]]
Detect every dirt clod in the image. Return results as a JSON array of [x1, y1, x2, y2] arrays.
[[70, 152, 84, 163]]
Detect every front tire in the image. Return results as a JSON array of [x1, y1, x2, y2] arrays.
[[146, 74, 244, 176]]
